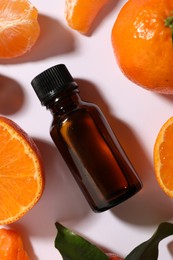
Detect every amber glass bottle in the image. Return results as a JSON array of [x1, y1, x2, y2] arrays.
[[31, 64, 142, 212]]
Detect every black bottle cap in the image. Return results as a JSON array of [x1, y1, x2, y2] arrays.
[[31, 64, 78, 106]]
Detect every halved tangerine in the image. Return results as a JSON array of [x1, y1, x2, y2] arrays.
[[154, 117, 173, 197], [0, 116, 44, 225]]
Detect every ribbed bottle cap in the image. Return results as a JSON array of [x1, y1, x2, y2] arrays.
[[31, 64, 78, 106]]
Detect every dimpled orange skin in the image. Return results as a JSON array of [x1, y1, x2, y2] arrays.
[[111, 0, 173, 94], [65, 0, 110, 34]]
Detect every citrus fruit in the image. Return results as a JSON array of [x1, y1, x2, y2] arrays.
[[65, 0, 110, 34], [0, 228, 29, 260], [0, 116, 44, 225], [154, 117, 173, 197], [0, 0, 40, 59], [111, 0, 173, 94]]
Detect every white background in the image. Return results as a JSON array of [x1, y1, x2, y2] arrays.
[[1, 0, 173, 259]]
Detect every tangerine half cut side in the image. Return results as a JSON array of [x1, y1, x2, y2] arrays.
[[154, 117, 173, 197], [0, 116, 44, 225]]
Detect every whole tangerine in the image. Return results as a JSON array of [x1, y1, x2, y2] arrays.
[[111, 0, 173, 94]]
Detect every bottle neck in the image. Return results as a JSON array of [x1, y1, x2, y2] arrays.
[[46, 89, 82, 116]]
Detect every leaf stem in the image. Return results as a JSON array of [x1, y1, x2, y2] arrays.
[[165, 15, 173, 43]]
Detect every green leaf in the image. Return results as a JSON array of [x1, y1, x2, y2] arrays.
[[54, 222, 109, 260], [125, 222, 173, 260]]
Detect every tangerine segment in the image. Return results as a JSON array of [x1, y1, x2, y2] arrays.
[[0, 228, 29, 260], [154, 117, 173, 197], [65, 0, 110, 34], [111, 0, 173, 94], [0, 0, 40, 59], [0, 117, 44, 225]]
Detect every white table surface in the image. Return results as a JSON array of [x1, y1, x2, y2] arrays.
[[1, 0, 173, 259]]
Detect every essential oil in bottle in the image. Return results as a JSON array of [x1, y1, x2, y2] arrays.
[[31, 64, 142, 212]]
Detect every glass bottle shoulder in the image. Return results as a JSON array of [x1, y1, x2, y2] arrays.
[[50, 100, 100, 130]]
